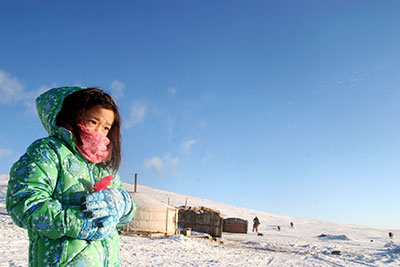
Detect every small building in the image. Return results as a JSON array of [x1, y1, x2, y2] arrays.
[[122, 192, 178, 236], [223, 218, 248, 233], [178, 206, 223, 237]]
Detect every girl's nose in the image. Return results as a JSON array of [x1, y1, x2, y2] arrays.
[[92, 125, 102, 134]]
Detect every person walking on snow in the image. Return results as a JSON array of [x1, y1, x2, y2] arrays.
[[7, 87, 136, 266], [253, 216, 260, 233]]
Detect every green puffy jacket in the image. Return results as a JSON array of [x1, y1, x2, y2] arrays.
[[6, 87, 136, 266]]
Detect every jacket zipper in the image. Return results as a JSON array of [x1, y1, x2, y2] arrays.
[[87, 163, 110, 266], [86, 164, 95, 193], [102, 240, 109, 266]]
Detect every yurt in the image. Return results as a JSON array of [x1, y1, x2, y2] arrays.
[[123, 192, 178, 236]]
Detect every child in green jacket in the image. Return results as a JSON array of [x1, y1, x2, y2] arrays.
[[7, 87, 136, 266]]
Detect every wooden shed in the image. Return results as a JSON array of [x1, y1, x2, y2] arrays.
[[223, 218, 248, 233], [178, 206, 223, 237]]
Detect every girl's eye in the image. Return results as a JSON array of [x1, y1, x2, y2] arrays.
[[104, 127, 110, 131], [89, 120, 96, 125]]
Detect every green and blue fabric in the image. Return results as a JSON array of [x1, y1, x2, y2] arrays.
[[6, 87, 136, 267]]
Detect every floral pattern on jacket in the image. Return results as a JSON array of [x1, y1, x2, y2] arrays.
[[6, 86, 136, 266]]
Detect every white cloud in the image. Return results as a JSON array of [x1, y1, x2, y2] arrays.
[[0, 148, 13, 159], [166, 116, 174, 141], [23, 85, 55, 114], [143, 157, 163, 172], [0, 70, 26, 104], [168, 87, 177, 96], [201, 151, 214, 165], [0, 70, 54, 114], [167, 86, 178, 97], [199, 120, 206, 128], [163, 153, 178, 167], [125, 102, 147, 128], [143, 153, 179, 174], [110, 80, 125, 100], [181, 139, 196, 154]]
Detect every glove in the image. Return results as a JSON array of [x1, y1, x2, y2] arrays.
[[77, 215, 118, 241], [81, 188, 132, 220]]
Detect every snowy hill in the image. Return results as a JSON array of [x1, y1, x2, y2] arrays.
[[1, 174, 399, 266]]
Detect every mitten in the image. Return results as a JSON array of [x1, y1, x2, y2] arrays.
[[81, 188, 132, 220], [77, 215, 118, 241]]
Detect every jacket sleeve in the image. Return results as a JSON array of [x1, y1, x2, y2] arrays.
[[6, 139, 85, 239], [110, 173, 136, 227]]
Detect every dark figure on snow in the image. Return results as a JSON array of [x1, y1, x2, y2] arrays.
[[389, 232, 394, 239], [277, 225, 281, 231], [290, 222, 294, 228], [253, 216, 260, 233]]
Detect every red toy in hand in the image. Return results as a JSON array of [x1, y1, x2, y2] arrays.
[[92, 175, 114, 192]]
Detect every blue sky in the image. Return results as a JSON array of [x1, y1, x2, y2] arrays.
[[1, 0, 400, 229]]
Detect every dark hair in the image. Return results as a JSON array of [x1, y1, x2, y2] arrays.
[[56, 88, 121, 171]]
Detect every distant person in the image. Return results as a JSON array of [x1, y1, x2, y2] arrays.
[[253, 216, 260, 233], [389, 232, 394, 239], [6, 87, 136, 266], [290, 222, 294, 228], [277, 225, 281, 231]]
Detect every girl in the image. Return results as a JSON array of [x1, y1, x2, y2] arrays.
[[7, 87, 136, 266]]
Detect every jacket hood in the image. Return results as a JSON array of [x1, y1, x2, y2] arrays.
[[36, 86, 86, 136]]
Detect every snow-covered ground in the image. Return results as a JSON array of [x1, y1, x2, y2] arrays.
[[1, 173, 399, 266]]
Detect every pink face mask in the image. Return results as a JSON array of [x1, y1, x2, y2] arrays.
[[70, 123, 110, 163]]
